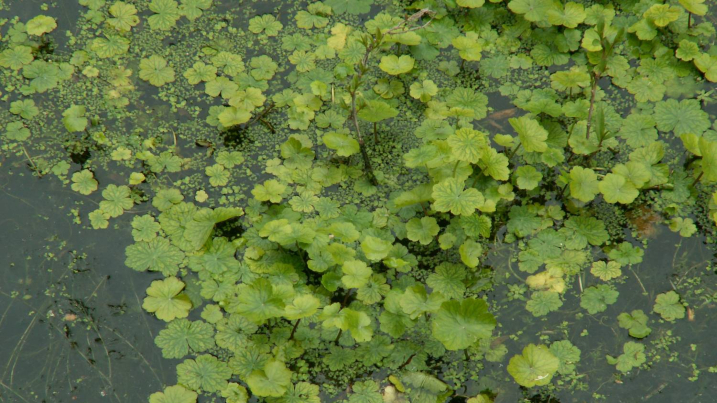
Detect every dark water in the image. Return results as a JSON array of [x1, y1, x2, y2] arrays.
[[0, 168, 172, 403]]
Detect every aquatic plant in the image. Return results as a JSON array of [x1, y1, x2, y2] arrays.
[[1, 0, 717, 402]]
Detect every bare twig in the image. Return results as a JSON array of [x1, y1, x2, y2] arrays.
[[20, 145, 40, 176]]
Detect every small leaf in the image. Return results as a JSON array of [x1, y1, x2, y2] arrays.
[[580, 285, 619, 314], [431, 298, 496, 350], [607, 341, 645, 373], [379, 55, 415, 75], [617, 310, 651, 338], [71, 170, 98, 195], [139, 55, 176, 87]]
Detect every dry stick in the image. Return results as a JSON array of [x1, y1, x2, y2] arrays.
[[105, 326, 162, 386], [20, 145, 40, 175], [4, 315, 38, 383], [629, 266, 648, 295], [49, 323, 113, 385], [0, 380, 32, 403]]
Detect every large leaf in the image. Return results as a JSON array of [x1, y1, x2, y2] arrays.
[[507, 344, 560, 387], [599, 173, 639, 204], [509, 115, 548, 153], [232, 278, 285, 323], [431, 298, 496, 350], [143, 277, 192, 322], [176, 354, 231, 393], [323, 132, 360, 157], [341, 260, 373, 289], [357, 100, 398, 123], [247, 360, 293, 397], [155, 319, 214, 359], [432, 178, 485, 216], [569, 166, 599, 202], [184, 207, 243, 250]]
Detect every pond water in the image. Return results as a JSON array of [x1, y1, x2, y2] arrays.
[[2, 0, 717, 402]]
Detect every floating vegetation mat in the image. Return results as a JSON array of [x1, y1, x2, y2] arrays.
[[1, 0, 717, 402]]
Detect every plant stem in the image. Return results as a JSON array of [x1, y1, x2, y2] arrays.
[[507, 142, 521, 160], [691, 171, 704, 187], [420, 202, 428, 216], [585, 72, 599, 141], [688, 12, 692, 29], [350, 88, 378, 185], [341, 289, 353, 308], [557, 183, 569, 199], [398, 353, 416, 370], [566, 121, 577, 142], [334, 329, 343, 344], [452, 160, 460, 177], [289, 319, 300, 340]]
